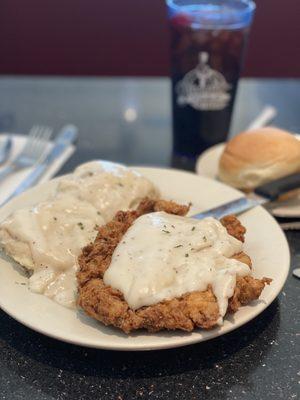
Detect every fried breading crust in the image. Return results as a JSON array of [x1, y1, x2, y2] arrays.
[[220, 215, 246, 242], [77, 198, 271, 333]]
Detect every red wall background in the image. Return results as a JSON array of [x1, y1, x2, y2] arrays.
[[0, 0, 299, 77]]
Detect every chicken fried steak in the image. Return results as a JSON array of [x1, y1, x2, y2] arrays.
[[77, 199, 271, 333]]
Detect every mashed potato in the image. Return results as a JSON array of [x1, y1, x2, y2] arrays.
[[0, 161, 159, 308]]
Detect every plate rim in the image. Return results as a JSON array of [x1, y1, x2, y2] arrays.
[[0, 165, 290, 351]]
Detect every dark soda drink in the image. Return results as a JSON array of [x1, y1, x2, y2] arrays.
[[167, 0, 256, 169]]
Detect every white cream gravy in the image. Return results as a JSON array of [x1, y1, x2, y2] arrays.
[[104, 212, 250, 321], [0, 161, 158, 308]]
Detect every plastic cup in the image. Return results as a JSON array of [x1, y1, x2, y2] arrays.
[[166, 0, 256, 169]]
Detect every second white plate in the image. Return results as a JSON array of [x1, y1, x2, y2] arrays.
[[195, 135, 300, 218], [0, 133, 75, 203]]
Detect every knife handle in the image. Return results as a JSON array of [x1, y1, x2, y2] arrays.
[[255, 173, 300, 200]]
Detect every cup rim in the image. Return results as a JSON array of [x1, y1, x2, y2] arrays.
[[166, 0, 256, 29]]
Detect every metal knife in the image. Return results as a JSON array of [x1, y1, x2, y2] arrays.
[[192, 172, 300, 220], [1, 124, 78, 205], [0, 136, 12, 165]]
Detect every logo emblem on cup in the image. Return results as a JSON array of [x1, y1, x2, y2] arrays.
[[176, 52, 232, 111]]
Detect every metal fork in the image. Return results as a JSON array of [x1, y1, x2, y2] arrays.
[[0, 125, 53, 184]]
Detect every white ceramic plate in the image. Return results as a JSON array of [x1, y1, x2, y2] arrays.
[[0, 166, 290, 351], [195, 142, 225, 181], [0, 133, 75, 203], [195, 135, 300, 218]]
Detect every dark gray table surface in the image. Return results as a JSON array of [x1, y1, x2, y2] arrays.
[[0, 77, 299, 400]]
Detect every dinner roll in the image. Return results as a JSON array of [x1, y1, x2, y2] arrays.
[[218, 127, 300, 190]]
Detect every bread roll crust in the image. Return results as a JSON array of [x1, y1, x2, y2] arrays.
[[219, 128, 300, 190]]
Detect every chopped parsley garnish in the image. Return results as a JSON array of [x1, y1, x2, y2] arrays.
[[191, 226, 195, 231], [162, 230, 170, 234], [185, 253, 189, 257], [174, 244, 183, 248], [78, 222, 85, 230]]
